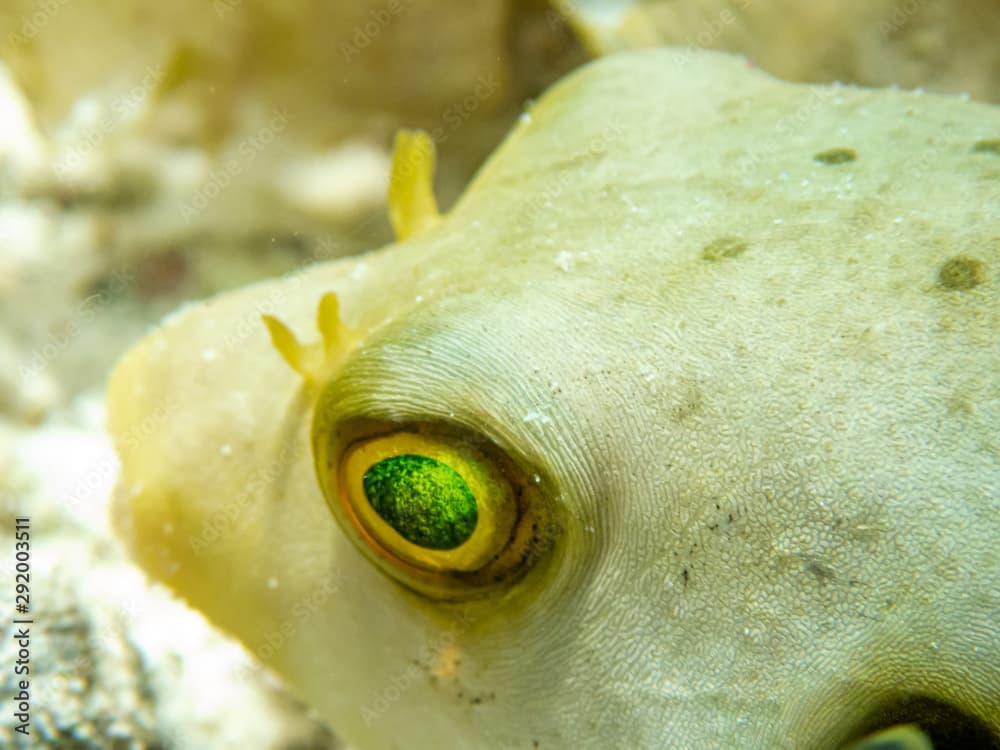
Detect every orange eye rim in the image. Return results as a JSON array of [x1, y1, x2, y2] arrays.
[[314, 419, 559, 600], [340, 434, 517, 572]]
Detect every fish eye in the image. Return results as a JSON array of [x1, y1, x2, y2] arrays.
[[362, 453, 480, 551], [315, 423, 556, 599]]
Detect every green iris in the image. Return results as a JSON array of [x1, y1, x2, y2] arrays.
[[363, 455, 478, 550]]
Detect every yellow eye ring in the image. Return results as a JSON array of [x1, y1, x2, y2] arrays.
[[340, 433, 517, 574], [314, 420, 557, 599]]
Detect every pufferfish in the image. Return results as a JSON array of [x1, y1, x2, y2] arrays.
[[108, 49, 1000, 749]]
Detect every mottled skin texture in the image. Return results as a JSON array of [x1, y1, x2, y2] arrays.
[[108, 50, 1000, 748]]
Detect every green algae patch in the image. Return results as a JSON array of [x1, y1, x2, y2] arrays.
[[937, 255, 987, 290], [814, 147, 857, 165], [702, 236, 749, 262]]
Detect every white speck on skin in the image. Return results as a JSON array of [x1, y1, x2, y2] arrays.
[[894, 216, 904, 223], [350, 262, 368, 280], [415, 295, 423, 302], [554, 250, 574, 272], [219, 444, 232, 456], [523, 410, 552, 425], [519, 111, 532, 124], [267, 577, 279, 590], [773, 218, 783, 224], [202, 349, 216, 362]]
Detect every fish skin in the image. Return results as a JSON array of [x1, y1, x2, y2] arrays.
[[108, 49, 1000, 749]]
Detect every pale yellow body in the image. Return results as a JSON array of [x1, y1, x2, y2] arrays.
[[109, 50, 1000, 748]]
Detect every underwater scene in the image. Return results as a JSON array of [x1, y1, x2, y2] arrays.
[[0, 1, 998, 748]]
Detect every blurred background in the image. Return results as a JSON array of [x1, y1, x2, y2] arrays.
[[0, 1, 997, 747]]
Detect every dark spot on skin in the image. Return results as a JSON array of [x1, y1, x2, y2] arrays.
[[681, 568, 689, 586], [805, 560, 836, 584], [814, 147, 857, 165], [670, 380, 704, 421], [701, 235, 748, 262], [972, 138, 1000, 155], [937, 255, 987, 290], [947, 395, 974, 416]]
